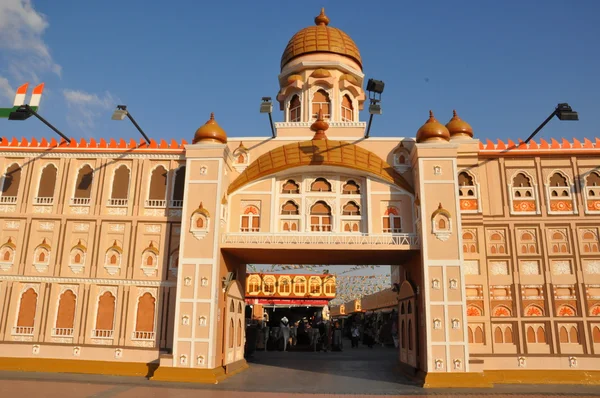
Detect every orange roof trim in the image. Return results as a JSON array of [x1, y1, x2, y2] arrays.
[[479, 137, 600, 155], [0, 136, 186, 152]]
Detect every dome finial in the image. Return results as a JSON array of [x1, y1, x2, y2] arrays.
[[209, 112, 215, 121], [453, 109, 458, 118], [311, 109, 329, 140], [315, 8, 330, 26], [429, 110, 434, 119]]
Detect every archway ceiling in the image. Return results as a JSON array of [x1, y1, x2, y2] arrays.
[[227, 140, 413, 194]]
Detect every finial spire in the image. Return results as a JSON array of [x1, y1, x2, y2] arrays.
[[209, 112, 215, 121], [453, 109, 458, 118], [429, 110, 434, 119], [315, 8, 330, 26]]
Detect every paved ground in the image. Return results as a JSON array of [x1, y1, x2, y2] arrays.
[[1, 340, 600, 397]]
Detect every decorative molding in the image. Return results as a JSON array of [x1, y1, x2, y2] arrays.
[[144, 208, 166, 217], [109, 224, 125, 232], [518, 356, 526, 367], [145, 225, 161, 233], [33, 263, 48, 273], [39, 222, 54, 231], [569, 357, 578, 368], [74, 223, 89, 232], [0, 274, 175, 287], [104, 265, 120, 276], [33, 206, 52, 214], [168, 209, 182, 217], [107, 207, 127, 216], [141, 266, 157, 277], [0, 205, 17, 213], [0, 151, 184, 160], [4, 221, 20, 230], [70, 206, 90, 215]]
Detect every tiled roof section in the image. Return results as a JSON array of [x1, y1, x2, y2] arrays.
[[227, 139, 413, 195], [478, 138, 600, 154], [0, 137, 186, 152], [281, 25, 362, 70]]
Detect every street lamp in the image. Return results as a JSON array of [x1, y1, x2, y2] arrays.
[[259, 97, 276, 138], [111, 105, 151, 143], [365, 78, 385, 139], [524, 103, 579, 143]]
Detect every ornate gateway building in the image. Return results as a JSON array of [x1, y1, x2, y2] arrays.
[[0, 8, 599, 387]]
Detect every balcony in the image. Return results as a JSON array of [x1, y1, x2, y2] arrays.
[[107, 198, 128, 207], [222, 232, 420, 249], [132, 331, 155, 341], [70, 197, 91, 206], [92, 329, 114, 338], [169, 200, 183, 208], [52, 327, 74, 337], [12, 326, 34, 336], [33, 197, 54, 205], [145, 199, 166, 208], [0, 196, 17, 204]]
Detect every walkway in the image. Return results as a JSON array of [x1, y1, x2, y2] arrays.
[[1, 341, 600, 396]]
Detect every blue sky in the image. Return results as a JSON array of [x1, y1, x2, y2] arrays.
[[1, 0, 599, 143]]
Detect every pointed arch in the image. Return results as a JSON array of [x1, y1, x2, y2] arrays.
[[504, 326, 513, 343], [281, 200, 299, 215], [110, 165, 130, 201], [135, 292, 155, 336], [289, 94, 301, 122], [148, 165, 168, 201], [536, 326, 546, 343], [17, 288, 38, 328], [55, 290, 76, 332], [95, 291, 116, 332], [494, 326, 504, 343], [341, 94, 353, 122], [312, 89, 330, 119], [74, 164, 94, 199], [1, 163, 22, 199], [310, 201, 332, 232], [172, 166, 186, 204], [37, 163, 58, 200]]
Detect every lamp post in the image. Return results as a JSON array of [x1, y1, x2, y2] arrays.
[[524, 103, 579, 143], [364, 78, 385, 139], [111, 105, 151, 143], [259, 97, 276, 138]]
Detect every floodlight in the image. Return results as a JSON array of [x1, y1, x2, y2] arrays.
[[259, 97, 276, 138], [524, 103, 579, 143], [111, 105, 151, 143]]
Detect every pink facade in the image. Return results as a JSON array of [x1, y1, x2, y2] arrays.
[[0, 8, 599, 385]]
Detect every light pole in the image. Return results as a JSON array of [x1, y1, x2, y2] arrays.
[[111, 105, 151, 143], [364, 78, 385, 139], [259, 97, 276, 138], [524, 103, 579, 143]]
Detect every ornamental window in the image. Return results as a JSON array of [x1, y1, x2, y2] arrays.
[[341, 94, 353, 122], [311, 90, 330, 120], [35, 164, 58, 205], [289, 95, 301, 122], [310, 177, 331, 192], [310, 201, 332, 232], [71, 165, 93, 206], [458, 172, 476, 197], [241, 206, 260, 232], [342, 180, 360, 194], [108, 165, 130, 207], [282, 179, 300, 194], [382, 206, 402, 233], [1, 163, 21, 204]]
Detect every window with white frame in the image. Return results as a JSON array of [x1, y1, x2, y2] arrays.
[[548, 172, 570, 198], [311, 89, 330, 120], [310, 201, 332, 232], [289, 95, 301, 122], [341, 94, 353, 122], [382, 206, 402, 233], [241, 205, 260, 232], [458, 171, 477, 198]]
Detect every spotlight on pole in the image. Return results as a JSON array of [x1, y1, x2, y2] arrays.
[[524, 103, 579, 143], [365, 78, 385, 139], [259, 97, 276, 138], [111, 105, 151, 143]]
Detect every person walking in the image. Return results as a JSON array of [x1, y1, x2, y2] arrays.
[[351, 324, 360, 348], [280, 316, 290, 352]]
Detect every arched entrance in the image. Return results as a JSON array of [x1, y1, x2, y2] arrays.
[[398, 280, 417, 368], [223, 280, 245, 365]]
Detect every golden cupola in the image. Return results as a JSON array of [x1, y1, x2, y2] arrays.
[[445, 110, 473, 139], [280, 8, 362, 70], [416, 111, 450, 143], [193, 113, 228, 144]]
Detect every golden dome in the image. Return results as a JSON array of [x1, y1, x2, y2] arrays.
[[287, 74, 303, 84], [193, 113, 228, 144], [339, 73, 358, 85], [416, 111, 450, 143], [281, 8, 362, 70], [311, 68, 332, 78], [446, 110, 473, 139]]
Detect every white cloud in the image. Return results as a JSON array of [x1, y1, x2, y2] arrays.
[[63, 89, 117, 133], [0, 76, 14, 102], [0, 0, 61, 83]]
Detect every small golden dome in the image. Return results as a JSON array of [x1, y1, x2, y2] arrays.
[[416, 111, 450, 143], [311, 68, 332, 78], [72, 239, 87, 252], [311, 109, 329, 140], [281, 8, 362, 70], [339, 74, 358, 85], [287, 74, 303, 84], [446, 110, 473, 139], [192, 202, 211, 218], [1, 237, 16, 250], [193, 113, 228, 144]]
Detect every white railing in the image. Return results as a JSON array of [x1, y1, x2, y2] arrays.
[[132, 331, 155, 340], [52, 327, 74, 337], [0, 196, 17, 204], [70, 197, 91, 206], [34, 197, 54, 205], [145, 199, 166, 208], [222, 232, 420, 247], [12, 326, 34, 336], [107, 198, 128, 207], [92, 329, 114, 338], [274, 121, 367, 129], [169, 200, 183, 208]]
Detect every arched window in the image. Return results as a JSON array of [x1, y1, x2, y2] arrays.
[[312, 89, 330, 120], [473, 326, 484, 343], [310, 278, 322, 294], [15, 288, 37, 335], [504, 326, 513, 343], [536, 326, 546, 343], [341, 94, 353, 122], [55, 290, 76, 336], [281, 201, 299, 215], [73, 165, 93, 201], [548, 172, 570, 197], [289, 95, 301, 122], [462, 231, 478, 253], [171, 166, 186, 207], [229, 318, 235, 349], [147, 165, 168, 206], [342, 180, 360, 194], [526, 326, 536, 343], [279, 277, 291, 294], [383, 207, 402, 233], [282, 180, 300, 194], [248, 276, 261, 294], [458, 172, 476, 197], [582, 230, 599, 253], [241, 206, 260, 232], [146, 256, 154, 266], [569, 326, 579, 343], [438, 218, 446, 229], [294, 277, 306, 294], [324, 279, 336, 294], [550, 230, 569, 254], [494, 326, 503, 343], [110, 254, 117, 264], [592, 326, 600, 343], [109, 165, 130, 206], [134, 292, 156, 339], [488, 232, 507, 254], [237, 319, 243, 346], [408, 319, 413, 350], [310, 201, 332, 232], [94, 291, 116, 337], [263, 277, 275, 294], [310, 178, 331, 192], [586, 172, 600, 198], [36, 164, 57, 204], [342, 201, 360, 216], [1, 163, 21, 202], [196, 217, 204, 229], [511, 172, 536, 212], [520, 231, 537, 254]]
